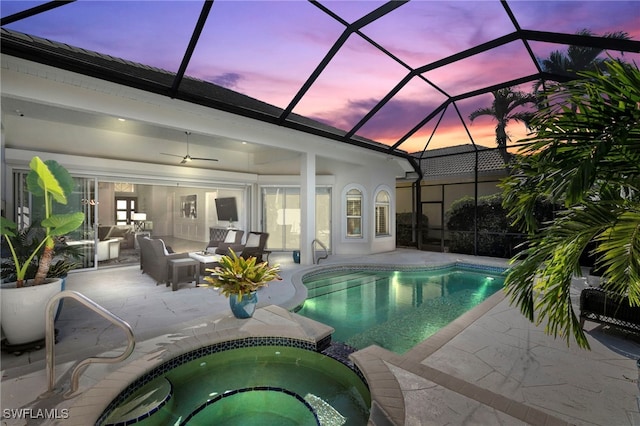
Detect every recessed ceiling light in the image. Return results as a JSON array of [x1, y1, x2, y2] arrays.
[[118, 118, 126, 122], [241, 141, 247, 145]]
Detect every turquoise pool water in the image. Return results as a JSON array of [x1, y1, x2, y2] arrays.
[[298, 265, 505, 354], [101, 345, 370, 426]]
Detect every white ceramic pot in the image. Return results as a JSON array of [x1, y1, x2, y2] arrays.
[[0, 278, 62, 345]]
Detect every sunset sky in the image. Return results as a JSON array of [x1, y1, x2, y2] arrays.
[[2, 1, 639, 153]]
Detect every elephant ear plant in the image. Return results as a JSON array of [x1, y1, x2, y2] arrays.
[[0, 157, 85, 288]]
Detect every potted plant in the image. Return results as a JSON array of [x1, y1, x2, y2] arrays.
[[1, 225, 83, 323], [202, 249, 281, 318], [0, 156, 85, 346]]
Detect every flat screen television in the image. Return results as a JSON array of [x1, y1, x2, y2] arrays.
[[215, 197, 238, 222]]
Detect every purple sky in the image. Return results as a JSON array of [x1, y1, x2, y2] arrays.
[[3, 1, 639, 153]]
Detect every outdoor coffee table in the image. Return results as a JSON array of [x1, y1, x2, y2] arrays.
[[188, 251, 223, 282]]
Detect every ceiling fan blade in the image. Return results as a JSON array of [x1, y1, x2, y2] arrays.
[[190, 157, 219, 162], [163, 133, 218, 164]]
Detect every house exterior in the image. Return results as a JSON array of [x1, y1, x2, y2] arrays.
[[1, 52, 414, 267]]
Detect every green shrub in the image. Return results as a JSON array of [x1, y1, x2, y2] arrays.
[[446, 194, 555, 257], [396, 212, 428, 247]]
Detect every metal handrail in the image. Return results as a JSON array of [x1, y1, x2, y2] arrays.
[[311, 239, 329, 264], [40, 290, 135, 399]]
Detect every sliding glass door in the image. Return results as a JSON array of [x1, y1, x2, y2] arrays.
[[12, 171, 97, 270], [262, 186, 331, 252]]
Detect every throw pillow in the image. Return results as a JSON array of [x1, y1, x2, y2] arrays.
[[158, 239, 170, 256], [224, 230, 237, 243], [246, 233, 261, 247]]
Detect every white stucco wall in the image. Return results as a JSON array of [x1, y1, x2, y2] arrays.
[[1, 55, 410, 258]]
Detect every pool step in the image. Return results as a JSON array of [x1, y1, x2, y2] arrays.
[[103, 377, 172, 425], [305, 271, 376, 293], [305, 393, 346, 425], [306, 273, 389, 298], [303, 270, 372, 286]]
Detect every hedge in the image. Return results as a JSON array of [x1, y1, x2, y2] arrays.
[[396, 212, 429, 247], [445, 193, 555, 258]]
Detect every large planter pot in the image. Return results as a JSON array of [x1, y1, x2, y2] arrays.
[[0, 278, 63, 346], [229, 291, 258, 319]]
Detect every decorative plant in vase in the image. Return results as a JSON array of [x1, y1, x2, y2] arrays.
[[202, 249, 281, 318], [0, 156, 85, 346]]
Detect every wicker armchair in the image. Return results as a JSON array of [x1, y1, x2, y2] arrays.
[[580, 287, 640, 333]]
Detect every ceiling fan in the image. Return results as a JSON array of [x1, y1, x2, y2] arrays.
[[161, 131, 218, 164]]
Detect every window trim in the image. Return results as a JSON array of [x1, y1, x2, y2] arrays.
[[374, 185, 393, 239], [342, 184, 367, 242]]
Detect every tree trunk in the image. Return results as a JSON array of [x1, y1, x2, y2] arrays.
[[33, 243, 54, 285]]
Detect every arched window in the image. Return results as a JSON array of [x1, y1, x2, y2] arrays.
[[346, 188, 362, 238], [375, 190, 390, 236]]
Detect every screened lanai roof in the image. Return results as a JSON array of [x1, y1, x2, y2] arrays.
[[2, 0, 639, 162]]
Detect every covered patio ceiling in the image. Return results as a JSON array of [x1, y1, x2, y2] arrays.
[[1, 1, 639, 163]]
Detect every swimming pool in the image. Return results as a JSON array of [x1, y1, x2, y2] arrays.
[[298, 263, 506, 354], [99, 341, 371, 426]]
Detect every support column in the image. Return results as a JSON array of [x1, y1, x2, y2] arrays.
[[300, 152, 316, 265]]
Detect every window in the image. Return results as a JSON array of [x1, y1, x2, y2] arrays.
[[114, 182, 135, 192], [262, 187, 300, 250], [115, 197, 136, 225], [346, 188, 362, 238], [375, 190, 390, 236], [262, 186, 332, 251]]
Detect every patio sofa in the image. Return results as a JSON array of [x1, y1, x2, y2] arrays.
[[98, 225, 135, 249], [580, 287, 640, 333], [96, 238, 120, 261]]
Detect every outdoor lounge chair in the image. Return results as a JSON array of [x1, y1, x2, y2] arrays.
[[213, 231, 270, 262], [137, 235, 190, 285], [236, 231, 270, 263], [205, 229, 244, 254], [580, 287, 640, 333]]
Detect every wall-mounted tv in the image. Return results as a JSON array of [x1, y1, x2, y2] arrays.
[[215, 197, 238, 222]]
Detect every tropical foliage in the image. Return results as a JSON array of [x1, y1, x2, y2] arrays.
[[468, 88, 537, 162], [539, 29, 630, 78], [203, 249, 281, 301], [0, 157, 85, 287], [500, 60, 640, 349], [396, 212, 428, 247], [446, 194, 557, 258], [0, 225, 82, 282]]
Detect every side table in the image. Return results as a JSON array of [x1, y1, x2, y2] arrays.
[[168, 258, 198, 291]]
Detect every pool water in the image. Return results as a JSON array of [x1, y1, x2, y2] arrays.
[[101, 345, 370, 426], [298, 266, 505, 354]]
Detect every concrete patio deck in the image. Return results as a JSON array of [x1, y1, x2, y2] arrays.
[[1, 248, 638, 425]]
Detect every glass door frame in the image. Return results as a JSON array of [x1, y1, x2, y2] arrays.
[[11, 169, 99, 271]]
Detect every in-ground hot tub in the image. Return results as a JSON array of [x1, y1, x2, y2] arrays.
[[98, 339, 371, 426]]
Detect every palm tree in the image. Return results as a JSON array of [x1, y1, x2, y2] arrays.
[[468, 88, 536, 163], [500, 60, 640, 349], [536, 29, 631, 95]]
